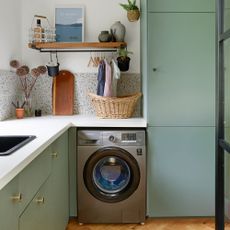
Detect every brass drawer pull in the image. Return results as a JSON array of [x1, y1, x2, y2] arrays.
[[51, 152, 58, 158], [11, 193, 22, 202], [35, 197, 45, 204]]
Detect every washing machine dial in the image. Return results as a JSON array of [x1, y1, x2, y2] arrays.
[[108, 135, 116, 143]]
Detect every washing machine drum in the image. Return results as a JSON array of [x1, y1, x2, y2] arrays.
[[83, 147, 140, 203]]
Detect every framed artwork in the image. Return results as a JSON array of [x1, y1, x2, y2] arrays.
[[55, 5, 84, 42]]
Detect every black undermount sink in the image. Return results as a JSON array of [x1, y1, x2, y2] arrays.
[[0, 135, 36, 156]]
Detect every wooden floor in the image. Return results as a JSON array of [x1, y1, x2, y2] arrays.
[[67, 218, 230, 230]]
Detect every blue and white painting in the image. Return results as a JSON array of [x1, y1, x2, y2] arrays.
[[55, 7, 84, 42]]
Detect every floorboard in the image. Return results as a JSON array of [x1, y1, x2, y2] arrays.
[[66, 217, 230, 230]]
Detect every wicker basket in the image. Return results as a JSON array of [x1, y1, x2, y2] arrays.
[[88, 92, 142, 119], [127, 10, 140, 22]]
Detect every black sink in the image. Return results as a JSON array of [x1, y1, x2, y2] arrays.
[[0, 135, 36, 156]]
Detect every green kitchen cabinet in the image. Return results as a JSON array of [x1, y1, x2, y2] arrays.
[[147, 127, 215, 217], [19, 177, 52, 230], [143, 0, 216, 218], [0, 176, 20, 230], [0, 131, 69, 230], [147, 12, 215, 126], [49, 131, 69, 230], [19, 146, 52, 211], [0, 148, 52, 230], [148, 0, 215, 12], [19, 132, 69, 230], [225, 0, 230, 32]]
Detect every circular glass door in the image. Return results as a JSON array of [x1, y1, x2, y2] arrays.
[[84, 147, 140, 203], [93, 156, 131, 194]]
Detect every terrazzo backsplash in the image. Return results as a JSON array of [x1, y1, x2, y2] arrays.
[[0, 71, 21, 120], [0, 71, 142, 121]]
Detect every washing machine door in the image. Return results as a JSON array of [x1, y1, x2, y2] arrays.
[[83, 147, 140, 203]]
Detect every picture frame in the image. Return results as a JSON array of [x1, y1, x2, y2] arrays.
[[55, 5, 84, 42]]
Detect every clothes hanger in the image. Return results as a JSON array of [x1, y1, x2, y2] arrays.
[[87, 52, 96, 67]]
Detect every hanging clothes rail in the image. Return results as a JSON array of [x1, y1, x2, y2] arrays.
[[39, 49, 118, 53], [28, 42, 127, 53]]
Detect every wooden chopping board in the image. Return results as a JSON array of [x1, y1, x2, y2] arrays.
[[52, 70, 74, 115]]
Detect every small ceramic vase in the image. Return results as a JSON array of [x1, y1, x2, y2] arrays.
[[110, 21, 126, 42], [98, 31, 112, 42]]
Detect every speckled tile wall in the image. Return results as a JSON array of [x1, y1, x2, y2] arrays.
[[0, 71, 142, 120], [73, 73, 141, 116], [0, 71, 21, 121]]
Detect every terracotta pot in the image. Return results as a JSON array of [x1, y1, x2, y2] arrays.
[[16, 108, 24, 119]]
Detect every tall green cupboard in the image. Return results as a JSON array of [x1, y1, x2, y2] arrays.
[[147, 127, 215, 216], [143, 0, 216, 217]]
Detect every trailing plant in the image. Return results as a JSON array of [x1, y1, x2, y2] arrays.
[[117, 47, 133, 60], [119, 0, 139, 11], [117, 47, 133, 71]]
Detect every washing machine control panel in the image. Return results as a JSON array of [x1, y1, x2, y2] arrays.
[[108, 135, 116, 143], [108, 133, 137, 143], [121, 133, 137, 142], [104, 131, 145, 146]]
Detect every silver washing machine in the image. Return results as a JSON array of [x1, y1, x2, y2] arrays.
[[77, 129, 146, 224]]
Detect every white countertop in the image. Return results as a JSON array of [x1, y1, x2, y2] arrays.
[[0, 115, 147, 190]]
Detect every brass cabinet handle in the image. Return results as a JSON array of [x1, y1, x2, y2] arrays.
[[35, 197, 45, 204], [51, 152, 58, 158], [11, 193, 22, 202]]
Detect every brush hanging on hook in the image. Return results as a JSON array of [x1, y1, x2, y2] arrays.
[[46, 51, 60, 77]]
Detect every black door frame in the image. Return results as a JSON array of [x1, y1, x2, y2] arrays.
[[216, 0, 230, 229]]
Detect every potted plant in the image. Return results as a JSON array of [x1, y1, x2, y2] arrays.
[[117, 47, 133, 72], [120, 0, 140, 22]]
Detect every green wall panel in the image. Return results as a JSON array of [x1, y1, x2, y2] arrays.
[[148, 0, 215, 12], [147, 127, 215, 217], [147, 13, 215, 126]]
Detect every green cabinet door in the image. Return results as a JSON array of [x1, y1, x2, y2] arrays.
[[19, 132, 69, 230], [148, 0, 215, 12], [0, 176, 20, 230], [147, 13, 215, 126], [19, 147, 51, 211], [147, 127, 215, 217], [49, 131, 69, 230], [19, 178, 51, 230]]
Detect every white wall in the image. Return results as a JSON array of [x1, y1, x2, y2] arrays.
[[21, 0, 140, 73], [0, 0, 21, 70]]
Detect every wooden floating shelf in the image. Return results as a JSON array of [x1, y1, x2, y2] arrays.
[[28, 42, 127, 52]]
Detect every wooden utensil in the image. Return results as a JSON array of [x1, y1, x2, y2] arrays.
[[52, 70, 74, 115]]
